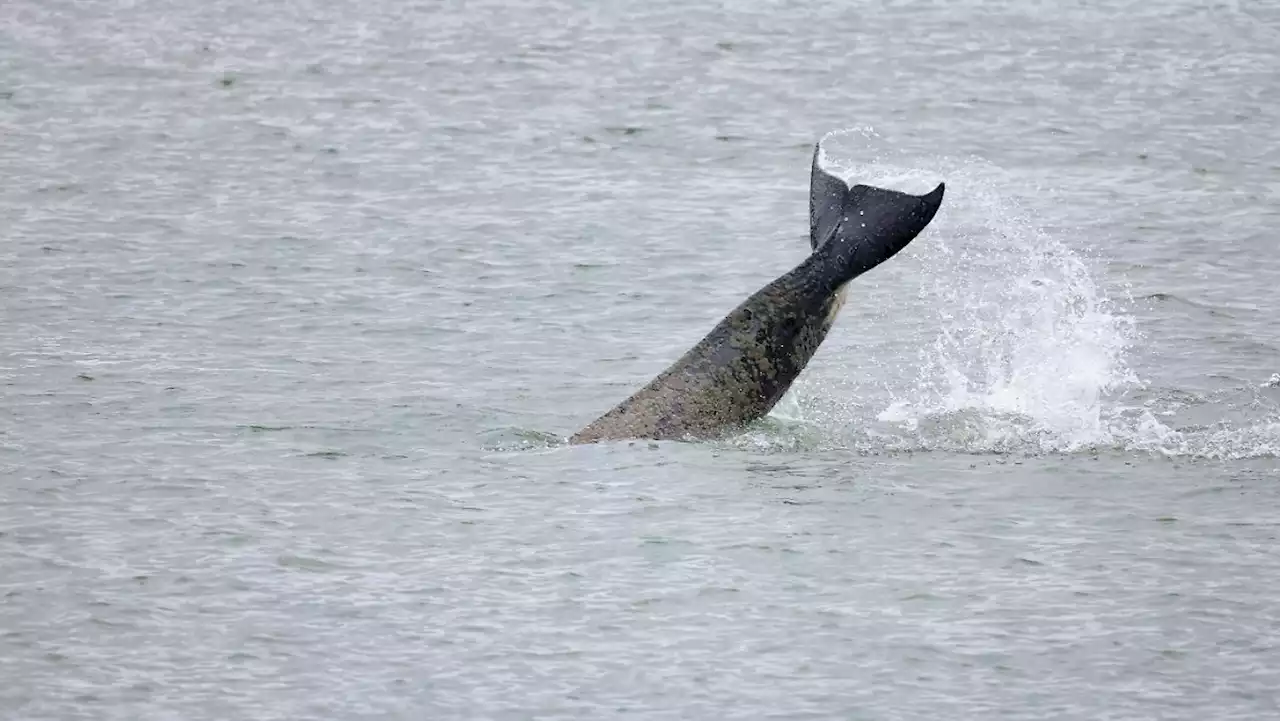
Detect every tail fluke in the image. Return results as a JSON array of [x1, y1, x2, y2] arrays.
[[808, 141, 945, 284]]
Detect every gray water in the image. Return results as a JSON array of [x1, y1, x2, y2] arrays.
[[2, 0, 1279, 718]]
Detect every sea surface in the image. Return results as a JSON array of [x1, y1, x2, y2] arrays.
[[2, 1, 1278, 719]]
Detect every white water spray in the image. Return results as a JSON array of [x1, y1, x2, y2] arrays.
[[753, 129, 1277, 459]]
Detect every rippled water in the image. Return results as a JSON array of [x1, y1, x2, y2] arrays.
[[3, 0, 1278, 718]]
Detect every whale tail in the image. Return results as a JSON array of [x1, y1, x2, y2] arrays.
[[808, 142, 945, 285]]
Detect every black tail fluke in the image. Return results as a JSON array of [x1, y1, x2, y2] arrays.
[[808, 141, 945, 284]]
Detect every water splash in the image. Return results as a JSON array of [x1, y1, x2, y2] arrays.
[[888, 180, 1136, 450], [818, 129, 1135, 452], [761, 128, 1279, 460]]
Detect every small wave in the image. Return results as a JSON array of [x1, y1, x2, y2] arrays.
[[480, 426, 567, 452], [748, 402, 1280, 460]]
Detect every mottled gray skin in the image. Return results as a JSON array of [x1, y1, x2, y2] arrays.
[[570, 251, 852, 443], [571, 142, 945, 444]]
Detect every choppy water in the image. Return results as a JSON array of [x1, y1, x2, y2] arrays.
[[2, 0, 1278, 719]]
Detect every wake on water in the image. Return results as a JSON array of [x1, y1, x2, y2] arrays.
[[751, 128, 1279, 461]]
